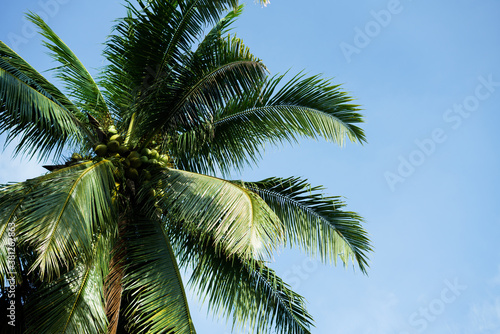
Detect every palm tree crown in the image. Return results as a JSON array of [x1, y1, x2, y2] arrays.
[[0, 1, 371, 333]]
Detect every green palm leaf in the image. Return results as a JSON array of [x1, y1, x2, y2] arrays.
[[0, 183, 25, 288], [0, 41, 83, 121], [123, 214, 196, 334], [242, 177, 372, 274], [144, 168, 284, 259], [102, 0, 239, 120], [26, 231, 111, 334], [17, 160, 117, 280], [173, 228, 313, 334], [27, 13, 109, 119], [137, 33, 267, 142], [172, 73, 364, 175], [0, 2, 371, 333], [0, 61, 85, 159]]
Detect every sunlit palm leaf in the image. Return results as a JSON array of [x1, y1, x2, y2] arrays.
[[17, 160, 117, 280], [27, 13, 109, 119], [102, 0, 239, 122], [172, 73, 364, 175], [144, 168, 284, 259], [0, 41, 83, 121], [242, 177, 372, 273], [138, 33, 266, 140], [195, 4, 243, 53]]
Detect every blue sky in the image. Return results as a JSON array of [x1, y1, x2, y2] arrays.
[[2, 1, 500, 333]]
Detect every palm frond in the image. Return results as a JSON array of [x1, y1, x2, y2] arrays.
[[242, 177, 372, 274], [25, 231, 111, 334], [101, 0, 239, 121], [172, 229, 313, 334], [137, 33, 266, 142], [172, 73, 364, 175], [195, 4, 243, 53], [0, 41, 84, 120], [123, 213, 196, 334], [27, 13, 110, 120], [16, 160, 117, 280], [142, 168, 284, 259], [0, 61, 86, 159]]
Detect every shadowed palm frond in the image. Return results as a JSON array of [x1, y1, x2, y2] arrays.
[[172, 228, 313, 334], [0, 183, 25, 288], [123, 213, 196, 334], [25, 231, 111, 334]]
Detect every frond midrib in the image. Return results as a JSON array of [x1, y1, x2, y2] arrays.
[[244, 184, 358, 257], [213, 104, 359, 138], [38, 160, 109, 270], [246, 262, 311, 333], [62, 232, 103, 333]]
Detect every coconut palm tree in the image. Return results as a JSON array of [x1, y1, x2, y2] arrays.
[[0, 1, 371, 333]]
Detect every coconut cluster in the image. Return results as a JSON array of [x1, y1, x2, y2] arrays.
[[93, 125, 173, 181]]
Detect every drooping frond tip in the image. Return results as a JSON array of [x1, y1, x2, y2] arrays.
[[258, 0, 271, 7]]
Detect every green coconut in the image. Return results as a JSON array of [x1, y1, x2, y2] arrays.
[[130, 157, 142, 168], [149, 149, 159, 160], [142, 169, 152, 180], [71, 153, 82, 160], [108, 126, 118, 135], [95, 144, 108, 157], [109, 134, 123, 143], [159, 154, 170, 163], [125, 168, 139, 180], [107, 140, 120, 152], [141, 148, 151, 157], [118, 145, 129, 156], [128, 151, 140, 160], [140, 156, 149, 164]]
